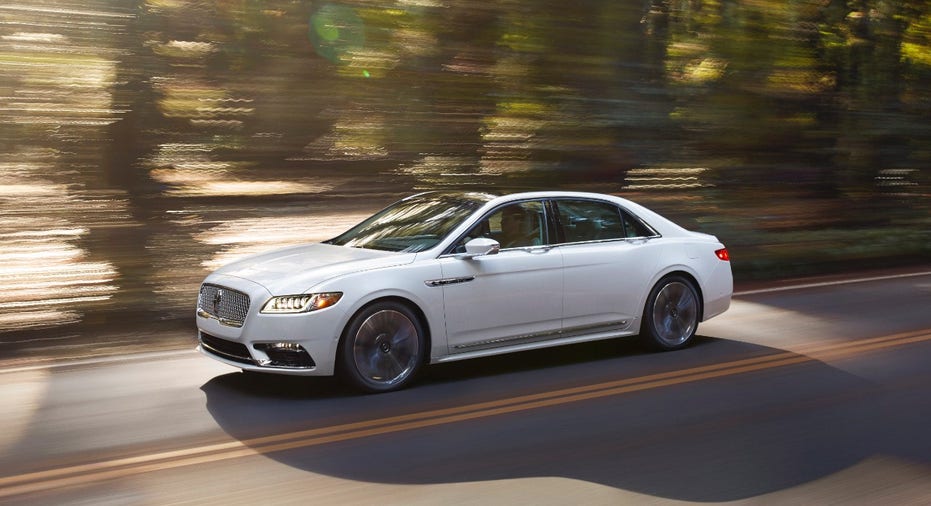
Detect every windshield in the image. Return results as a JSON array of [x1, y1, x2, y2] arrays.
[[326, 193, 494, 252]]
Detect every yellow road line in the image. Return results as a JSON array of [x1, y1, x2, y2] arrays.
[[1, 329, 929, 498]]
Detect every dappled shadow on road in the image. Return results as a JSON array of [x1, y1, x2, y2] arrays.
[[201, 335, 929, 501]]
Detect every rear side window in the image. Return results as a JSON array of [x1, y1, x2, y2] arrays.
[[620, 209, 657, 238], [554, 200, 625, 243]]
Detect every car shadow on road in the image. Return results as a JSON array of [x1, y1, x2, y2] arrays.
[[201, 334, 927, 502]]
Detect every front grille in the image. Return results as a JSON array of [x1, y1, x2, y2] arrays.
[[198, 284, 250, 327], [200, 332, 254, 365]]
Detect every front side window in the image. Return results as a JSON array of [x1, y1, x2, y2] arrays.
[[451, 200, 546, 252], [327, 193, 492, 252]]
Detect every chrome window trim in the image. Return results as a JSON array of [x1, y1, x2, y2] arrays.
[[555, 236, 658, 248]]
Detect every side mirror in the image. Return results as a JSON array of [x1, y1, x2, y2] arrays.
[[463, 237, 500, 258]]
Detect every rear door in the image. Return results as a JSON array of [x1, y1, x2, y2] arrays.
[[554, 198, 660, 333]]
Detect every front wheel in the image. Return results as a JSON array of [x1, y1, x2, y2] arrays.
[[640, 276, 700, 351], [339, 301, 425, 393]]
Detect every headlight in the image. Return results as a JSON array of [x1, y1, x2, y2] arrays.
[[261, 292, 342, 314]]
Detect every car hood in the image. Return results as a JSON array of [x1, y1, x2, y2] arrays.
[[210, 243, 415, 294]]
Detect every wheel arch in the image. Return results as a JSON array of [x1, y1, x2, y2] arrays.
[[646, 268, 705, 322], [338, 295, 432, 363]]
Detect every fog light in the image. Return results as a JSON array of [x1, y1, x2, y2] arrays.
[[269, 342, 301, 351], [253, 342, 315, 368]]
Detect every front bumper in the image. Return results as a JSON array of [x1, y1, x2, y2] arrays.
[[197, 331, 316, 371], [195, 274, 345, 376]]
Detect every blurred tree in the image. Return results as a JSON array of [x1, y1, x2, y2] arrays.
[[2, 0, 930, 346]]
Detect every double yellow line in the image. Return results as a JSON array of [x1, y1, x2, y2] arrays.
[[2, 328, 929, 498]]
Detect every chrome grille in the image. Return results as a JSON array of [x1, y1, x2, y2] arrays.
[[198, 284, 250, 327]]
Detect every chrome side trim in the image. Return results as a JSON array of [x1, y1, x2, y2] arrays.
[[425, 276, 475, 287], [454, 320, 630, 350]]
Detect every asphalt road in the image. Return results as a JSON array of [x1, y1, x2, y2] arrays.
[[1, 269, 930, 504]]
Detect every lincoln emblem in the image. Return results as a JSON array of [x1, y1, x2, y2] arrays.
[[213, 289, 223, 313]]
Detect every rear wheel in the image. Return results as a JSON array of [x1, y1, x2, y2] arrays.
[[339, 301, 425, 393], [641, 276, 700, 351]]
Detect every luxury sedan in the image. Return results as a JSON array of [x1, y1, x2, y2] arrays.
[[196, 191, 732, 392]]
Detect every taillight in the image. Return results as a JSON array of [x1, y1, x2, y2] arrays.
[[715, 248, 730, 261]]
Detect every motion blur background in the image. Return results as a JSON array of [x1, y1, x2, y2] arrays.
[[0, 0, 928, 361]]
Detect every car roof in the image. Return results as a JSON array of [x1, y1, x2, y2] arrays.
[[411, 189, 633, 205]]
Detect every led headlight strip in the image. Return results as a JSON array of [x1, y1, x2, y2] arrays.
[[260, 292, 342, 314]]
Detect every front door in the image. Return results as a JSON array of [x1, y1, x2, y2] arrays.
[[438, 247, 563, 353]]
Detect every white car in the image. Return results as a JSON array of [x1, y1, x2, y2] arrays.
[[196, 191, 732, 392]]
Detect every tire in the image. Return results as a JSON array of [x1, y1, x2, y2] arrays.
[[338, 301, 425, 393], [640, 275, 700, 351]]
